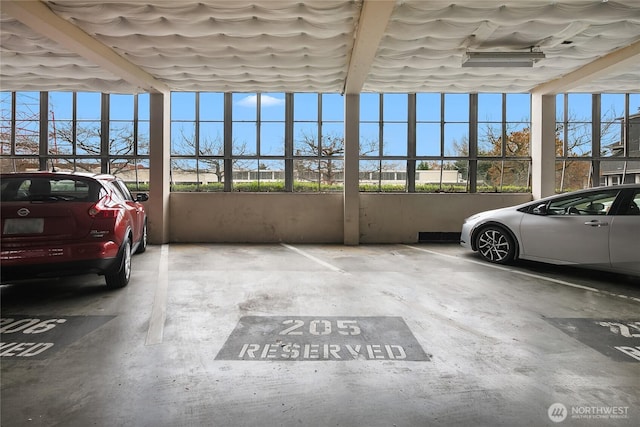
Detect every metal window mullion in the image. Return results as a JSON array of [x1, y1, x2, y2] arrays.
[[468, 93, 478, 193], [592, 94, 600, 186], [195, 92, 200, 189], [133, 94, 138, 156], [378, 94, 383, 190], [101, 93, 109, 173], [72, 93, 77, 158], [256, 93, 261, 189], [10, 92, 16, 156], [563, 94, 569, 158], [39, 92, 48, 170], [285, 93, 293, 192], [624, 93, 630, 157], [224, 92, 233, 192], [318, 93, 322, 190], [407, 93, 416, 193], [501, 93, 507, 158]]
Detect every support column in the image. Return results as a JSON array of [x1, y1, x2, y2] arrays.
[[148, 92, 170, 244], [343, 94, 360, 245], [531, 93, 556, 199]]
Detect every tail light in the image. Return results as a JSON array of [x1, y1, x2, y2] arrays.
[[88, 195, 120, 219]]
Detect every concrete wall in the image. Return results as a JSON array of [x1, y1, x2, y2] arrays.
[[169, 192, 532, 244], [169, 192, 344, 243], [359, 193, 532, 243]]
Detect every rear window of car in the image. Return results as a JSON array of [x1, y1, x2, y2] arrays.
[[1, 176, 102, 202]]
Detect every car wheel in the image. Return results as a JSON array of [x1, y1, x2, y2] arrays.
[[135, 221, 147, 254], [475, 225, 516, 264], [106, 238, 132, 289]]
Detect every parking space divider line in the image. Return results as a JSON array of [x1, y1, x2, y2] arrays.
[[281, 243, 347, 273], [403, 245, 640, 304], [145, 244, 169, 345]]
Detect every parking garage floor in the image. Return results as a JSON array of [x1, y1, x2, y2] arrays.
[[1, 243, 639, 427]]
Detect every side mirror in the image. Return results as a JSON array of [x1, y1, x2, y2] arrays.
[[136, 193, 149, 202], [533, 203, 548, 215]]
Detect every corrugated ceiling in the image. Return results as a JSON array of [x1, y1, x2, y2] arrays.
[[1, 0, 639, 94]]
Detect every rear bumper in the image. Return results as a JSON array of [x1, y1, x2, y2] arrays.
[[0, 240, 120, 282]]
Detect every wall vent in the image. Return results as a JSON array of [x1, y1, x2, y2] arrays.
[[418, 232, 460, 243]]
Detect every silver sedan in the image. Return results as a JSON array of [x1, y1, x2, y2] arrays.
[[460, 184, 640, 276]]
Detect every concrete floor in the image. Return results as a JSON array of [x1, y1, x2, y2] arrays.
[[1, 243, 639, 427]]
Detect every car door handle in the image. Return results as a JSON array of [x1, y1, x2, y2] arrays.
[[584, 220, 609, 227]]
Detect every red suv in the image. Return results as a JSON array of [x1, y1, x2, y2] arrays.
[[1, 172, 148, 288]]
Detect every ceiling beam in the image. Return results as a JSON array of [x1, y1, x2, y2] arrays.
[[1, 0, 170, 94], [343, 0, 396, 95], [532, 40, 640, 95]]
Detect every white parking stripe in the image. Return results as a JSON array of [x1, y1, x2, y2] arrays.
[[403, 245, 640, 304], [146, 244, 169, 345], [281, 243, 346, 273]]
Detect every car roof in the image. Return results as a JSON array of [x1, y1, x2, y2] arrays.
[[0, 171, 117, 181]]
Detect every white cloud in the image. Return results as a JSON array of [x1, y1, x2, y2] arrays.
[[236, 94, 284, 108]]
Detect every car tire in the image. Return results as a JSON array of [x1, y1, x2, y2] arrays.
[[106, 238, 132, 289], [475, 225, 516, 264], [135, 221, 147, 254]]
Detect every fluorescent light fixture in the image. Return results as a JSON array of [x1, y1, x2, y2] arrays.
[[462, 51, 545, 67]]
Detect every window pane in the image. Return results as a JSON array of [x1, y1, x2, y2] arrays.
[[478, 160, 531, 192], [172, 92, 195, 121], [506, 94, 530, 122], [109, 122, 134, 155], [478, 123, 501, 156], [322, 94, 344, 121], [199, 122, 224, 156], [566, 122, 592, 157], [294, 93, 317, 121], [383, 123, 407, 156], [360, 94, 379, 121], [359, 159, 380, 192], [110, 94, 134, 120], [50, 120, 73, 155], [77, 93, 100, 120], [444, 123, 468, 156], [381, 160, 406, 192], [294, 123, 318, 156], [294, 158, 319, 192], [75, 121, 101, 155], [171, 122, 196, 155], [260, 93, 285, 121], [233, 122, 256, 156], [49, 92, 73, 120], [322, 123, 344, 157], [416, 93, 440, 122], [138, 122, 150, 155], [198, 159, 224, 192], [505, 123, 530, 157], [556, 160, 592, 192], [601, 93, 624, 157], [200, 92, 224, 121], [171, 158, 197, 191], [16, 92, 40, 120], [444, 94, 468, 122], [360, 123, 379, 156], [478, 93, 502, 122], [383, 94, 407, 122], [260, 122, 285, 155], [416, 123, 441, 156], [138, 94, 150, 121], [256, 159, 285, 192]]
